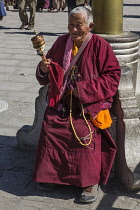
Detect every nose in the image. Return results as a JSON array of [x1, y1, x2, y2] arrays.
[[72, 25, 77, 32]]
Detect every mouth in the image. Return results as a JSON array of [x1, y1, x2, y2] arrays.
[[71, 33, 80, 38]]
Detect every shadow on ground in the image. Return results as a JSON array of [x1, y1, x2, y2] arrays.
[[0, 28, 67, 37], [0, 135, 139, 208], [131, 31, 140, 36], [123, 15, 140, 18], [123, 4, 140, 7], [0, 135, 81, 201]]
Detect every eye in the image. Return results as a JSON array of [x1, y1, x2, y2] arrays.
[[76, 24, 82, 28]]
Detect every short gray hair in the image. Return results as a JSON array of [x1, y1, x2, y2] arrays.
[[69, 6, 93, 26]]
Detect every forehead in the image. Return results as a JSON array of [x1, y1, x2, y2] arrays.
[[68, 13, 87, 23]]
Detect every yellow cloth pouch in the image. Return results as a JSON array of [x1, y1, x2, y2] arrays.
[[89, 109, 112, 129], [72, 41, 79, 57]]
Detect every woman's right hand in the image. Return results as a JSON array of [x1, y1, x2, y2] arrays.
[[40, 59, 51, 73]]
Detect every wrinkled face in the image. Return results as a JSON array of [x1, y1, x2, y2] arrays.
[[68, 13, 91, 46]]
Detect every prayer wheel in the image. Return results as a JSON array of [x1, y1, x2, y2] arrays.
[[31, 30, 46, 61], [91, 0, 123, 34]]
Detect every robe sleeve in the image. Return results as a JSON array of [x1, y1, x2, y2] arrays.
[[35, 64, 49, 85], [77, 41, 121, 104], [35, 36, 62, 85]]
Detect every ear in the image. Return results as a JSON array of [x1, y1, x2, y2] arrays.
[[89, 23, 95, 31]]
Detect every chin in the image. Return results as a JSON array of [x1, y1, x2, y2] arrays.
[[72, 37, 81, 42], [70, 34, 80, 40]]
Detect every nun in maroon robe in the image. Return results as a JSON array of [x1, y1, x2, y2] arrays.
[[32, 6, 121, 203]]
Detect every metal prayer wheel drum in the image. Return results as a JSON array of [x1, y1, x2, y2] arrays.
[[31, 35, 45, 49], [31, 35, 45, 56], [92, 0, 123, 34]]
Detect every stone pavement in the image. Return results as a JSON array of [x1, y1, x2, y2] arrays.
[[0, 0, 140, 209]]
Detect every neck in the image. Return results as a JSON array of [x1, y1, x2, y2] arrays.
[[74, 33, 90, 48], [75, 42, 81, 48]]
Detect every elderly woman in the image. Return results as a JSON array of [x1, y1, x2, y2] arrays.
[[32, 7, 121, 203]]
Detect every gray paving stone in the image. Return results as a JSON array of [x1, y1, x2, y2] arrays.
[[0, 60, 19, 66], [0, 82, 33, 91], [0, 74, 38, 84], [0, 126, 21, 136], [0, 66, 18, 73]]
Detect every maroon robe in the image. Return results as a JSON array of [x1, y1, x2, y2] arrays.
[[32, 33, 121, 187]]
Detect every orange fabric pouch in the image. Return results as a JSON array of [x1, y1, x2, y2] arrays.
[[89, 109, 112, 129]]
